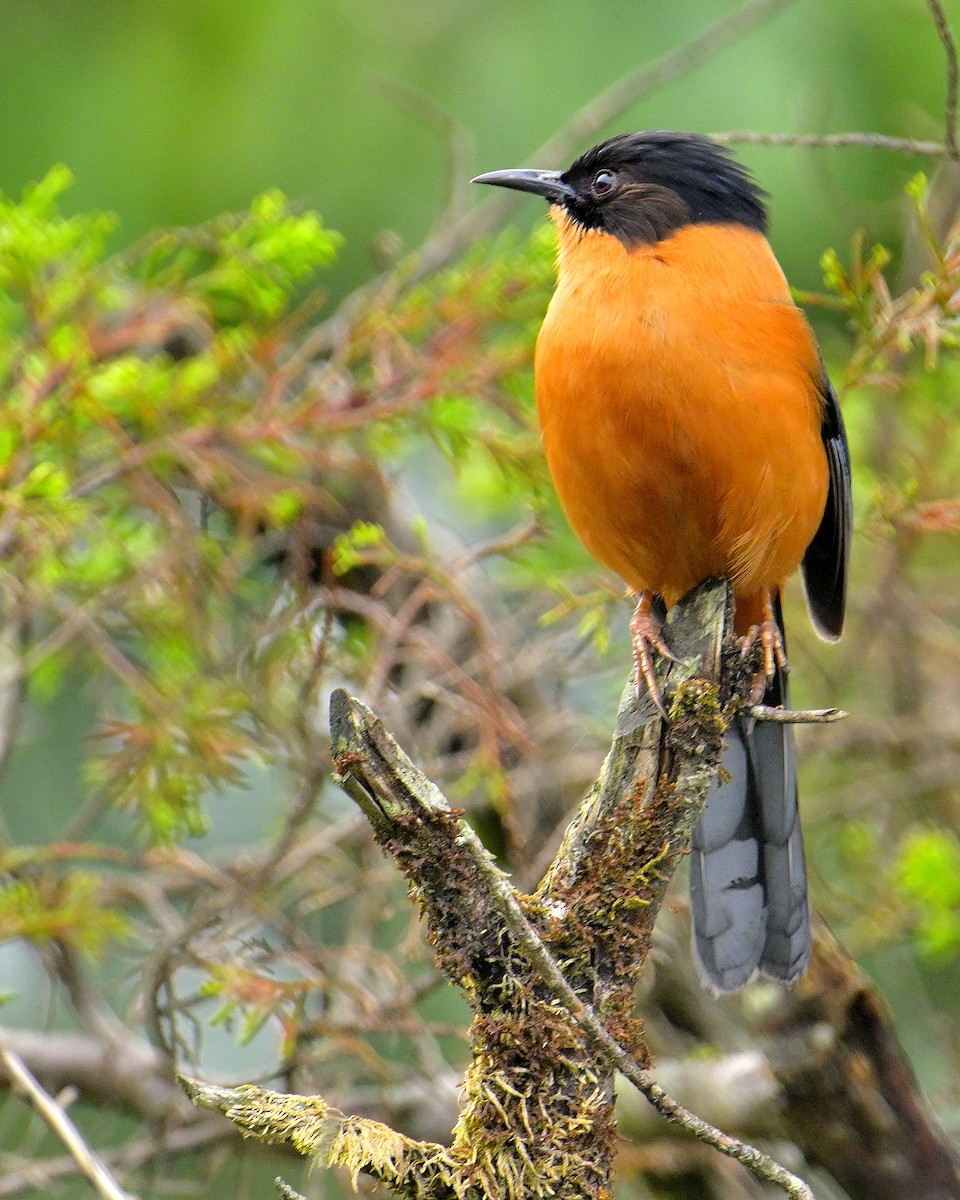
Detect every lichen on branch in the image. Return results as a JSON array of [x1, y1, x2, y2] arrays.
[[184, 578, 813, 1200]]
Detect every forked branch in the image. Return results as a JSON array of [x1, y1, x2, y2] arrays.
[[182, 579, 813, 1199]]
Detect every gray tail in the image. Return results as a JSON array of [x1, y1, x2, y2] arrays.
[[689, 642, 811, 992]]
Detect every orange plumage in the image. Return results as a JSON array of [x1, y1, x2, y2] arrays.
[[536, 215, 828, 635]]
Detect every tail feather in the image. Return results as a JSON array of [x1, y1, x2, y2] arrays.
[[690, 662, 811, 992]]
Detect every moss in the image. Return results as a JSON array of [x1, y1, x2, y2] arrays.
[[666, 679, 728, 761], [374, 806, 505, 991], [452, 1018, 617, 1200]]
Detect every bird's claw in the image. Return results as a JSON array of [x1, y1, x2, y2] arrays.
[[740, 614, 788, 703], [630, 594, 677, 719]]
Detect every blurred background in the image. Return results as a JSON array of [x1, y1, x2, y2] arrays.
[[0, 0, 946, 290], [1, 1, 959, 1198]]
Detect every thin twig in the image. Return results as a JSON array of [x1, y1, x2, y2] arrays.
[[0, 610, 27, 802], [745, 704, 848, 724], [713, 130, 947, 156], [928, 0, 960, 159], [49, 942, 129, 1045], [60, 784, 114, 843], [0, 1049, 138, 1200]]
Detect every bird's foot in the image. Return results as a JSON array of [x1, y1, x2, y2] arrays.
[[739, 595, 788, 703], [630, 592, 677, 718]]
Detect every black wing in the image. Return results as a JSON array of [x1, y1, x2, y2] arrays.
[[801, 362, 852, 641]]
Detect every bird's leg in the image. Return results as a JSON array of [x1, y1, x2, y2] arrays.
[[629, 591, 677, 718], [740, 588, 788, 702]]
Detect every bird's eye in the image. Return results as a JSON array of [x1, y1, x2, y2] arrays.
[[591, 169, 618, 198]]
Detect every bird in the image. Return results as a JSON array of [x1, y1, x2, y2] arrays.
[[473, 131, 851, 991]]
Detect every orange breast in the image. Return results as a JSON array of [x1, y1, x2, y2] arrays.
[[535, 216, 828, 616]]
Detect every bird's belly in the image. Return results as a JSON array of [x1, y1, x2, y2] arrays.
[[535, 290, 828, 606], [537, 365, 730, 599]]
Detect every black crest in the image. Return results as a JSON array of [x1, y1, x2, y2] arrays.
[[561, 131, 768, 246]]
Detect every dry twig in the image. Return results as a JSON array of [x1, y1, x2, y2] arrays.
[[0, 1049, 138, 1200], [713, 130, 947, 155], [745, 704, 847, 724]]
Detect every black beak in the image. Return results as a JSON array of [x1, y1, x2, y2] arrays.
[[471, 168, 575, 204]]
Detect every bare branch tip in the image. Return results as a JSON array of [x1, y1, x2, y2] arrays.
[[275, 1178, 308, 1200], [745, 704, 848, 724], [177, 1074, 230, 1112], [327, 685, 355, 730]]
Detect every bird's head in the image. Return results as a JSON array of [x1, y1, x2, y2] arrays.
[[472, 131, 768, 249]]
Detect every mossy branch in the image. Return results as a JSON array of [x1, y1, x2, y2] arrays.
[[183, 579, 813, 1199], [177, 1077, 457, 1197]]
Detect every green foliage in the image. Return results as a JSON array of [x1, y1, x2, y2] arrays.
[[0, 169, 342, 843], [359, 227, 555, 514], [6, 149, 960, 1200], [332, 521, 387, 575], [804, 175, 960, 988], [135, 187, 342, 325], [895, 830, 960, 959], [540, 580, 621, 658], [0, 171, 566, 1008], [0, 871, 128, 959], [4, 7, 960, 1197], [201, 963, 310, 1057], [0, 165, 117, 328]]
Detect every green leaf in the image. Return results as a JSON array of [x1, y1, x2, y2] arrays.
[[332, 521, 385, 574]]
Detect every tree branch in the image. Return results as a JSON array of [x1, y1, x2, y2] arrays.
[[178, 1077, 457, 1198], [183, 580, 814, 1199], [744, 703, 847, 724]]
